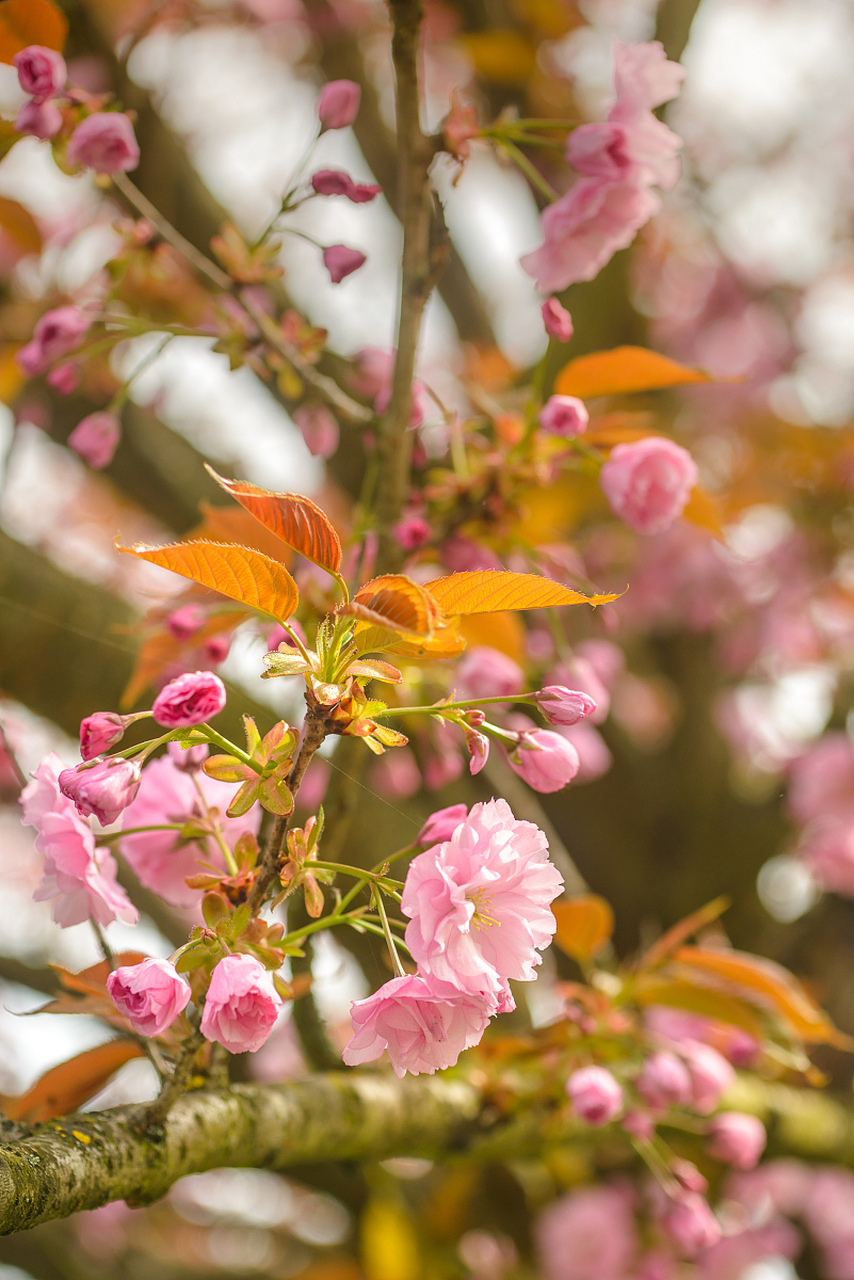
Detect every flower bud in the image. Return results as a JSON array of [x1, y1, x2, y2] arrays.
[[79, 712, 128, 761], [316, 79, 361, 131], [293, 403, 339, 458], [465, 727, 489, 775], [706, 1112, 766, 1170], [566, 1065, 624, 1126], [680, 1040, 735, 1114], [541, 297, 573, 343], [152, 671, 227, 728], [68, 411, 120, 469], [165, 604, 205, 640], [538, 395, 589, 438], [15, 98, 62, 140], [536, 686, 598, 727], [59, 758, 141, 826], [16, 305, 90, 377], [200, 953, 282, 1053], [600, 437, 698, 536], [14, 45, 66, 100], [106, 957, 190, 1036], [310, 169, 381, 203], [392, 513, 431, 550], [508, 728, 580, 793], [417, 803, 468, 846], [67, 112, 140, 174], [637, 1050, 692, 1112], [661, 1193, 720, 1257], [672, 1158, 708, 1194], [323, 244, 366, 283]]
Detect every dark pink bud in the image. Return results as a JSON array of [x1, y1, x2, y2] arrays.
[[311, 168, 381, 203], [15, 98, 62, 140], [59, 758, 141, 826], [392, 514, 431, 550], [536, 686, 598, 727], [106, 957, 190, 1036], [417, 803, 468, 846], [152, 670, 227, 728], [79, 712, 127, 761], [203, 635, 230, 664], [67, 411, 120, 469], [16, 305, 90, 377], [47, 362, 79, 394], [541, 297, 573, 342], [538, 394, 589, 438], [566, 1065, 623, 1126], [66, 112, 140, 174], [316, 79, 361, 131], [322, 244, 366, 283], [165, 604, 205, 641], [14, 46, 66, 101], [167, 740, 209, 773], [508, 728, 579, 793], [706, 1112, 766, 1170]]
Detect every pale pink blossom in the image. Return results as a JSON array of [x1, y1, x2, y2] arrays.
[[538, 395, 588, 438], [79, 712, 127, 761], [600, 437, 698, 535], [20, 752, 79, 828], [660, 1192, 720, 1257], [200, 954, 281, 1053], [67, 112, 139, 174], [706, 1113, 766, 1170], [558, 722, 613, 782], [541, 297, 573, 343], [293, 403, 339, 458], [317, 79, 361, 130], [16, 306, 90, 377], [59, 758, 141, 826], [106, 958, 191, 1036], [402, 798, 563, 1005], [68, 411, 120, 469], [536, 687, 597, 727], [567, 1065, 624, 1126], [611, 39, 685, 117], [342, 972, 491, 1077], [15, 98, 62, 139], [152, 670, 227, 728], [637, 1050, 692, 1112], [323, 244, 366, 282], [567, 117, 681, 192], [536, 1184, 638, 1280], [455, 646, 524, 701], [120, 755, 260, 907], [576, 639, 626, 690], [508, 727, 580, 793], [311, 169, 381, 203], [33, 809, 138, 926], [681, 1040, 735, 1114], [14, 45, 66, 100], [417, 803, 467, 846], [441, 533, 502, 572]]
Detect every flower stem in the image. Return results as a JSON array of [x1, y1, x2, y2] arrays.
[[373, 886, 406, 978]]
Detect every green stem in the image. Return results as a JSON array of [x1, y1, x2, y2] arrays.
[[370, 844, 417, 872], [311, 861, 403, 889], [110, 333, 174, 414], [97, 823, 184, 842], [197, 724, 262, 773], [373, 887, 406, 978], [498, 141, 559, 202], [376, 694, 538, 719]]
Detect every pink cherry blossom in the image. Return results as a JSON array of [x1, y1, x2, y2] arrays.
[[535, 686, 597, 727], [152, 670, 227, 728], [79, 712, 127, 761], [20, 752, 79, 828], [680, 1040, 735, 1114], [165, 604, 205, 640], [660, 1192, 720, 1257], [68, 411, 120, 469], [311, 169, 381, 203], [417, 803, 468, 846], [536, 1184, 638, 1280], [402, 797, 563, 1004], [342, 972, 492, 1077], [66, 112, 140, 174], [316, 79, 361, 130], [14, 45, 66, 100], [119, 755, 260, 907], [33, 809, 138, 927], [15, 99, 62, 140], [600, 437, 698, 535], [466, 727, 489, 775], [16, 306, 91, 377], [293, 403, 339, 458], [706, 1112, 767, 1170], [323, 244, 366, 283], [538, 395, 589, 438], [455, 646, 524, 701], [800, 822, 854, 895], [611, 39, 685, 117], [106, 958, 191, 1036], [567, 117, 681, 192], [637, 1050, 692, 1112], [566, 1065, 624, 1126], [200, 954, 282, 1053], [59, 758, 141, 826], [508, 727, 580, 793], [541, 297, 573, 343]]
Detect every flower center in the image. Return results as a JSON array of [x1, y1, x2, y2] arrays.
[[467, 886, 500, 930]]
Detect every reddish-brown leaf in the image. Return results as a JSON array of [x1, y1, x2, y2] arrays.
[[49, 954, 148, 998], [341, 575, 438, 636], [0, 195, 40, 254], [552, 896, 614, 961], [426, 571, 619, 615], [637, 897, 730, 971], [118, 540, 299, 622], [0, 0, 67, 61], [0, 1041, 144, 1123], [206, 467, 342, 575], [555, 346, 714, 400]]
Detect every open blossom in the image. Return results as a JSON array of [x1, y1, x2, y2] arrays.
[[402, 798, 563, 1005], [455, 646, 524, 701], [15, 99, 62, 140], [536, 687, 597, 727], [106, 958, 190, 1036], [14, 45, 66, 100], [600, 437, 698, 535], [538, 395, 589, 438], [311, 169, 381, 203], [59, 758, 141, 826], [200, 954, 281, 1053], [120, 755, 259, 907], [317, 79, 360, 130], [567, 1065, 624, 1126], [342, 972, 492, 1077], [167, 740, 209, 773], [68, 412, 120, 469], [16, 306, 90, 377], [79, 712, 128, 761], [67, 112, 140, 174], [508, 727, 580, 793], [152, 670, 227, 728], [706, 1113, 766, 1170], [323, 244, 366, 283], [293, 403, 339, 458]]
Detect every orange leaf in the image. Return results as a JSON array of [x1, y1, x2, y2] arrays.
[[0, 195, 40, 255], [0, 1041, 144, 1123], [192, 502, 295, 565], [633, 975, 768, 1041], [672, 946, 851, 1049], [555, 346, 713, 400], [206, 467, 342, 575], [552, 896, 614, 961], [426, 570, 619, 615], [682, 485, 724, 538], [638, 897, 730, 971], [341, 575, 438, 636], [120, 609, 248, 709], [0, 0, 67, 60], [118, 540, 299, 621], [353, 620, 467, 660], [49, 954, 148, 998]]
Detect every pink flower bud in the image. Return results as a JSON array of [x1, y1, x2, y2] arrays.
[[293, 403, 339, 458], [538, 395, 589, 438], [681, 1040, 735, 1114], [622, 1108, 655, 1142], [637, 1050, 692, 1112], [706, 1112, 766, 1170], [67, 411, 120, 469], [417, 803, 468, 846], [79, 712, 127, 761], [323, 244, 366, 283], [600, 437, 698, 536], [566, 1065, 624, 1126], [541, 297, 573, 342], [15, 98, 62, 140], [508, 728, 580, 793], [660, 1193, 720, 1257], [203, 635, 230, 664], [14, 45, 66, 100], [152, 670, 227, 728], [465, 727, 489, 775], [165, 604, 205, 640], [455, 646, 524, 701], [47, 361, 79, 394], [392, 513, 432, 550], [106, 957, 190, 1036], [316, 79, 361, 131], [536, 686, 597, 727], [167, 740, 209, 773], [66, 112, 140, 174], [672, 1159, 708, 1194], [200, 953, 282, 1053], [311, 169, 381, 203], [16, 305, 90, 377], [59, 758, 141, 826]]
